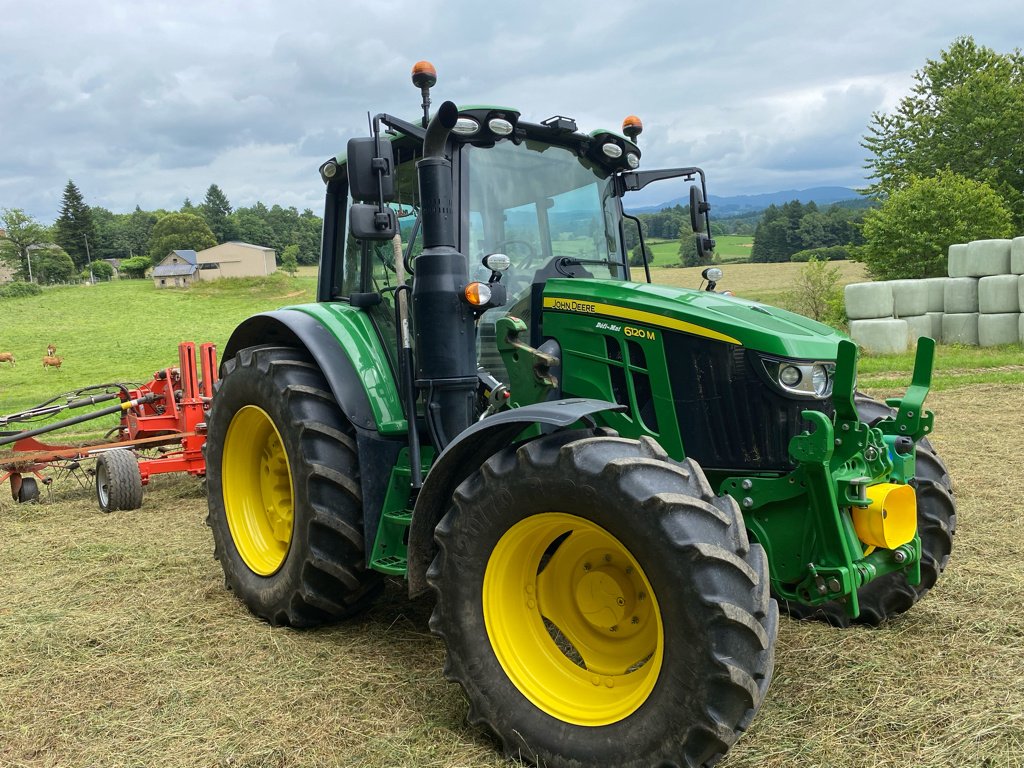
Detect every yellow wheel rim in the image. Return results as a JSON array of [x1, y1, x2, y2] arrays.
[[483, 512, 663, 726], [223, 405, 294, 576]]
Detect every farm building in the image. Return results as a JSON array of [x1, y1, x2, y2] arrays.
[[152, 249, 199, 288], [195, 242, 277, 280], [152, 243, 277, 288]]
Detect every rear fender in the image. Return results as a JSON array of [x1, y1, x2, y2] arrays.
[[223, 309, 391, 433], [406, 398, 625, 596]]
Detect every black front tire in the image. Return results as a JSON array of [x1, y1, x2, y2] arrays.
[[95, 449, 143, 512], [781, 393, 957, 626], [429, 431, 777, 768], [206, 345, 381, 627]]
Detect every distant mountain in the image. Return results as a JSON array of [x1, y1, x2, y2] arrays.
[[626, 186, 861, 216]]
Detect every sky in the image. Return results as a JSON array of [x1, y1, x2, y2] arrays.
[[2, 0, 1023, 224]]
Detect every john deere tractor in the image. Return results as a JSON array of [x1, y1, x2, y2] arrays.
[[205, 62, 956, 768]]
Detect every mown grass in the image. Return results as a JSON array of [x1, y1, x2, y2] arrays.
[[2, 384, 1022, 768]]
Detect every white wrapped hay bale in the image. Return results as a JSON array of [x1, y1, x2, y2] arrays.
[[1020, 275, 1024, 312], [922, 277, 947, 312], [944, 277, 979, 314], [979, 275, 1021, 314], [849, 319, 909, 354], [947, 243, 969, 278], [926, 312, 944, 342], [978, 313, 1021, 347], [1011, 237, 1024, 274], [904, 315, 934, 345], [1020, 313, 1024, 344], [889, 280, 929, 317], [942, 313, 980, 345], [965, 239, 1012, 277], [845, 282, 894, 320]]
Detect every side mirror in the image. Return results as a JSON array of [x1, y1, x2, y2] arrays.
[[349, 203, 397, 241], [695, 234, 715, 261], [347, 137, 395, 203], [689, 185, 708, 233]]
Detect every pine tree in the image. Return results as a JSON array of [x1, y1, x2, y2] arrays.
[[52, 180, 97, 269], [200, 184, 238, 243]]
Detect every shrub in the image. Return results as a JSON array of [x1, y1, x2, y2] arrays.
[[0, 281, 43, 299], [791, 246, 850, 262], [783, 257, 847, 328]]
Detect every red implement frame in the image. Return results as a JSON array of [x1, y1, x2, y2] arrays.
[[1, 342, 217, 499]]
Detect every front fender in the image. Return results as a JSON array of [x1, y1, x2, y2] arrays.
[[406, 398, 625, 596]]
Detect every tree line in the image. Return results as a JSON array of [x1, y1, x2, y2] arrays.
[[1, 182, 323, 284]]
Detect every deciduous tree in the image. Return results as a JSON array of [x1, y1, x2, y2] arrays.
[[864, 36, 1024, 227], [0, 208, 50, 281], [148, 213, 217, 262], [860, 170, 1013, 279]]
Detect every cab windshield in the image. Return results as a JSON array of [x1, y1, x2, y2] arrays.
[[465, 139, 626, 288]]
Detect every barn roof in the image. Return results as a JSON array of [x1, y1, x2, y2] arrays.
[[153, 264, 197, 277]]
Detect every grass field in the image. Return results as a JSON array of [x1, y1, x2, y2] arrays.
[[2, 272, 1024, 768], [647, 235, 753, 266]]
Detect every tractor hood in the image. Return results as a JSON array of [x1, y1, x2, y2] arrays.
[[542, 278, 847, 360]]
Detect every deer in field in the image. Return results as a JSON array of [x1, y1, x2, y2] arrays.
[[0, 352, 15, 366], [42, 355, 63, 370], [46, 343, 56, 357]]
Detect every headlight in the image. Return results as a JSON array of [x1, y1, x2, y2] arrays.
[[602, 142, 623, 159], [487, 117, 514, 136], [453, 117, 481, 136], [760, 357, 836, 398], [625, 152, 640, 169]]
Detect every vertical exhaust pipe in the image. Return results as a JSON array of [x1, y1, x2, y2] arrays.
[[412, 101, 476, 450]]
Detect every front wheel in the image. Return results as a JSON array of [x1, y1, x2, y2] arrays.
[[428, 431, 777, 768], [205, 345, 382, 627]]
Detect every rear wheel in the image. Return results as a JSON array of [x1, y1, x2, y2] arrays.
[[781, 394, 957, 626], [429, 431, 777, 768], [95, 449, 143, 512], [206, 345, 382, 627]]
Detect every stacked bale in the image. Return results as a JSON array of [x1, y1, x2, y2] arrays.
[[890, 279, 932, 347], [845, 282, 909, 353], [842, 237, 1024, 351], [978, 273, 1021, 346]]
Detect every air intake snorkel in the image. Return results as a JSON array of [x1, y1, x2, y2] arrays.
[[411, 101, 477, 451]]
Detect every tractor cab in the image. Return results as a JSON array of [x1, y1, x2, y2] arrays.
[[318, 102, 707, 389]]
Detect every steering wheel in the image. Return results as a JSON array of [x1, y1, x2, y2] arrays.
[[492, 239, 538, 271]]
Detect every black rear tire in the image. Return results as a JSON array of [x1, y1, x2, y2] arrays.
[[95, 449, 143, 512], [206, 345, 382, 627], [429, 431, 777, 768], [780, 394, 957, 626]]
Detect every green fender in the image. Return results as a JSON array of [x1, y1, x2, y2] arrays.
[[406, 398, 625, 596], [222, 305, 406, 435]]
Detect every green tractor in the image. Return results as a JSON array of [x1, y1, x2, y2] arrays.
[[205, 62, 956, 768]]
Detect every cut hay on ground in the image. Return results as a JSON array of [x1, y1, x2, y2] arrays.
[[2, 382, 1023, 768]]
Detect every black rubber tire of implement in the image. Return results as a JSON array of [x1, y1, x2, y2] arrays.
[[780, 393, 957, 627], [95, 449, 144, 512], [16, 476, 40, 503], [428, 430, 778, 768], [205, 345, 382, 627]]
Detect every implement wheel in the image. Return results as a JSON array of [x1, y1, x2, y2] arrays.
[[205, 345, 381, 627], [16, 476, 40, 503], [95, 449, 143, 512], [781, 393, 957, 627], [429, 430, 777, 768]]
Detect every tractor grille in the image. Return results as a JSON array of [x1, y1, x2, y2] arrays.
[[663, 333, 834, 472]]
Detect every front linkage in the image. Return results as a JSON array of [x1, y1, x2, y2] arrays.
[[721, 338, 937, 618]]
